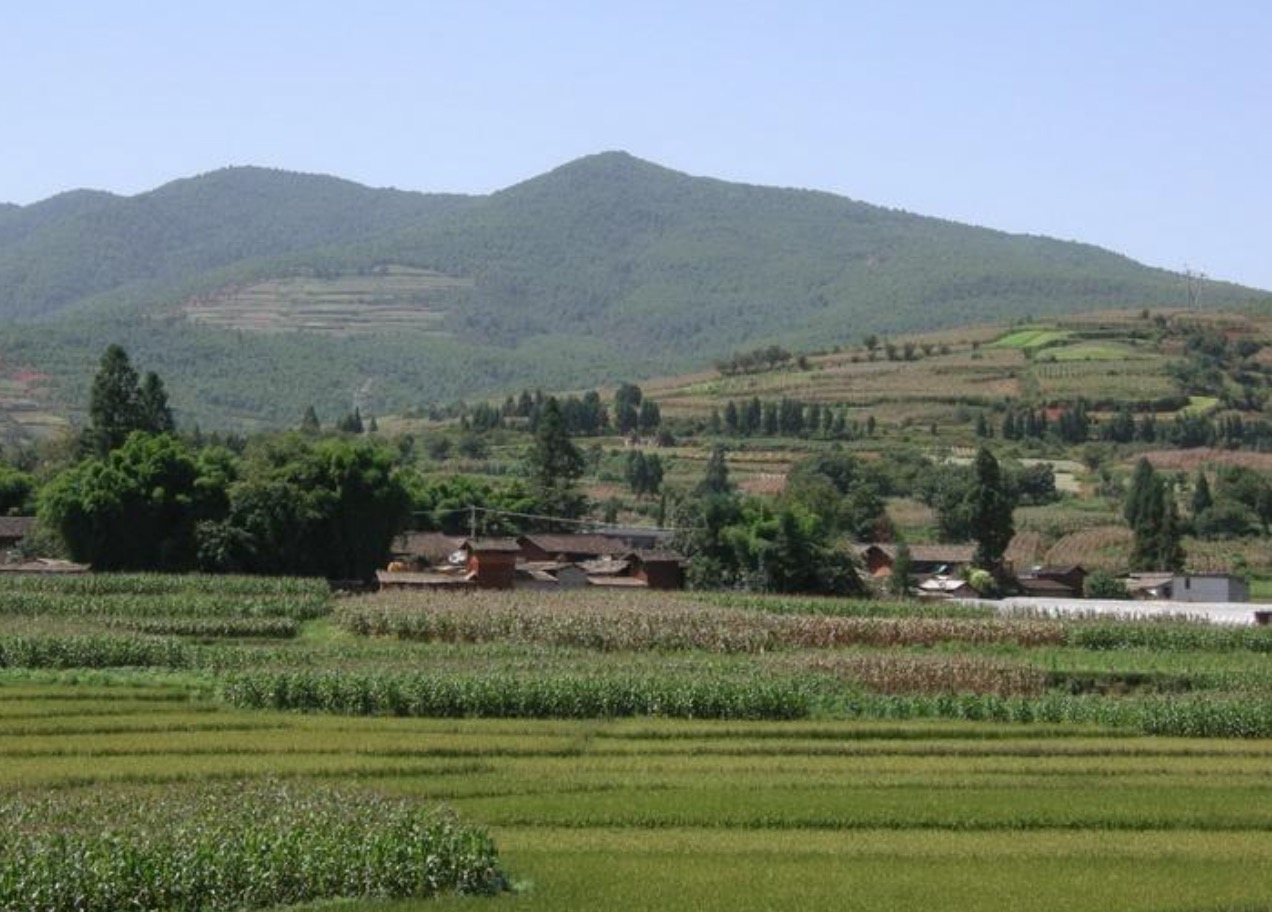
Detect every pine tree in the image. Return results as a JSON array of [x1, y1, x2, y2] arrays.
[[87, 345, 174, 456], [696, 446, 733, 497], [969, 446, 1014, 577], [1191, 471, 1213, 518], [300, 406, 321, 434]]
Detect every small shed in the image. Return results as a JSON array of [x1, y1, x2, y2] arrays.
[[1019, 565, 1087, 598], [1170, 573, 1249, 603], [628, 551, 685, 590]]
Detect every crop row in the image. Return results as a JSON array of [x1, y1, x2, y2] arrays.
[[686, 592, 995, 619], [0, 590, 328, 621], [104, 616, 299, 639], [0, 780, 507, 912], [1064, 620, 1272, 653], [340, 593, 1066, 652], [219, 670, 812, 720], [788, 654, 1047, 697], [0, 573, 329, 598], [0, 635, 191, 670], [837, 692, 1272, 738]]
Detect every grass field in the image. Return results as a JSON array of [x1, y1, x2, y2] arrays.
[[2, 576, 1272, 911]]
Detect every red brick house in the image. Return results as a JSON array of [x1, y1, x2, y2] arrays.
[[463, 539, 522, 589]]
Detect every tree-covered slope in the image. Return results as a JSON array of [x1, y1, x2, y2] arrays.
[[0, 152, 1268, 432], [0, 168, 470, 320]]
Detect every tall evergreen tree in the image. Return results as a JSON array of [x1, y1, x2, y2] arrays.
[[527, 397, 586, 527], [87, 345, 174, 456], [137, 372, 174, 434], [695, 446, 733, 497], [968, 446, 1015, 577]]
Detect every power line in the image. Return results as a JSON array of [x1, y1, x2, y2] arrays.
[[412, 505, 684, 536]]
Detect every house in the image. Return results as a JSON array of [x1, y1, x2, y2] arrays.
[[462, 539, 523, 589], [917, 576, 978, 599], [1170, 573, 1249, 603], [391, 531, 466, 568], [517, 534, 625, 563], [0, 516, 36, 554], [517, 562, 590, 590], [375, 569, 473, 591], [1018, 565, 1087, 598], [627, 551, 685, 590], [1126, 573, 1174, 600], [602, 525, 674, 552], [854, 543, 977, 579]]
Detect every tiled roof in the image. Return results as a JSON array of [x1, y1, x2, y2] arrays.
[[519, 534, 626, 556]]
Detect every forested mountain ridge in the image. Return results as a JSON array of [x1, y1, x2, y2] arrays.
[[0, 168, 471, 321], [0, 151, 1268, 433]]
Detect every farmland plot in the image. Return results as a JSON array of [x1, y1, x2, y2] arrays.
[[1, 576, 1271, 911]]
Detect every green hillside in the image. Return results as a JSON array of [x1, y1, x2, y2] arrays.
[[0, 152, 1268, 433]]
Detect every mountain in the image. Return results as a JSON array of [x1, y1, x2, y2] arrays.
[[0, 152, 1268, 435]]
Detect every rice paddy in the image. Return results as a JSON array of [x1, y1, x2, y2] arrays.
[[1, 574, 1271, 911]]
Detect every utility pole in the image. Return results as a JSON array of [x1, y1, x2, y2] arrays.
[[1183, 266, 1205, 311], [469, 505, 477, 541]]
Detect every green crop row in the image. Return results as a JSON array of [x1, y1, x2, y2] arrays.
[[0, 573, 328, 598], [0, 780, 507, 912], [104, 616, 299, 639], [1063, 620, 1272, 653], [836, 692, 1272, 738], [219, 670, 812, 720], [0, 635, 191, 670], [0, 590, 328, 621]]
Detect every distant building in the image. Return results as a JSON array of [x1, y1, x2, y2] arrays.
[[1018, 565, 1087, 599], [628, 551, 685, 590], [391, 531, 466, 568], [854, 543, 976, 579], [517, 534, 626, 563], [463, 539, 523, 590], [1170, 573, 1249, 603], [917, 576, 978, 599]]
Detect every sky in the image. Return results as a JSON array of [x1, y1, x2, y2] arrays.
[[3, 0, 1269, 290]]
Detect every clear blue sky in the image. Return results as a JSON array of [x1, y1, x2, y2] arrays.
[[4, 0, 1269, 290]]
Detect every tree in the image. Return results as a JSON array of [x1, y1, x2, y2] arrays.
[[614, 383, 643, 435], [1085, 570, 1131, 600], [86, 345, 144, 456], [41, 433, 226, 570], [197, 436, 409, 580], [889, 542, 914, 597], [1124, 458, 1158, 528], [637, 399, 662, 435], [137, 372, 174, 434], [1128, 466, 1185, 572], [968, 446, 1015, 578], [1191, 471, 1213, 519], [696, 446, 733, 497], [0, 466, 35, 516], [526, 397, 586, 526], [300, 406, 321, 434]]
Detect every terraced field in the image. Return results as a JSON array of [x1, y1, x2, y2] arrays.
[[183, 265, 471, 335]]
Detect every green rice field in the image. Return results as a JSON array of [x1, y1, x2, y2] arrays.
[[2, 575, 1271, 911]]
